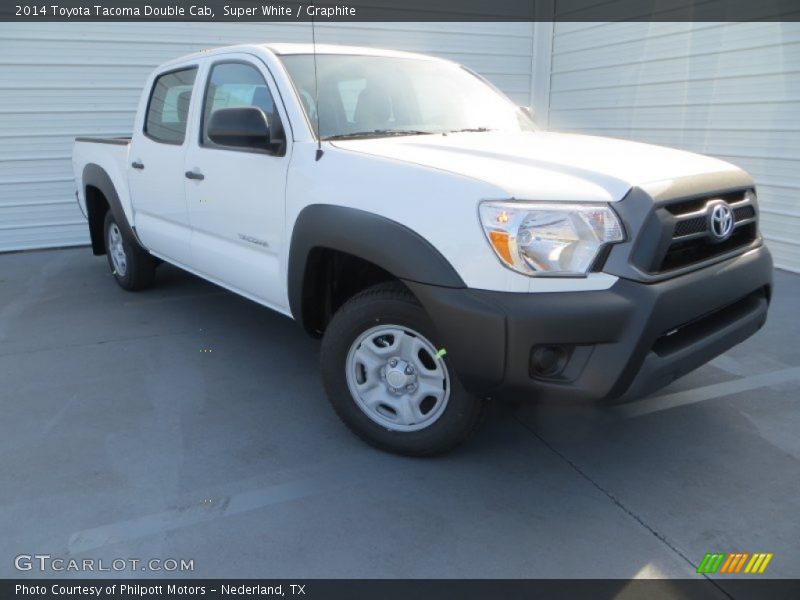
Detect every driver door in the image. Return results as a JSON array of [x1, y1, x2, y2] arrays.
[[183, 57, 290, 310]]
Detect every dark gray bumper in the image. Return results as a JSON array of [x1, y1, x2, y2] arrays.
[[405, 245, 773, 403]]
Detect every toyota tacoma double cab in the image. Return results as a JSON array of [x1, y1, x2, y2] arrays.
[[72, 43, 772, 455]]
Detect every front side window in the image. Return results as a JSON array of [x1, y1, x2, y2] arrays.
[[201, 62, 285, 155], [145, 67, 197, 144], [279, 54, 535, 140]]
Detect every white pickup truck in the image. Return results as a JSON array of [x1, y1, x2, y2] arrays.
[[73, 43, 772, 455]]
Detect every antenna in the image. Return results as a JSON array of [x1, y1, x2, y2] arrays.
[[311, 15, 323, 161]]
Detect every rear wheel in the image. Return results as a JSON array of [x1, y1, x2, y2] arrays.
[[104, 211, 156, 291], [320, 282, 484, 456]]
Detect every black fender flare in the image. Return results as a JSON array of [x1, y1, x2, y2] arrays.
[[287, 204, 465, 323], [82, 163, 140, 253]]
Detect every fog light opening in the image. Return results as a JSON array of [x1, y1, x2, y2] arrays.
[[530, 345, 571, 379]]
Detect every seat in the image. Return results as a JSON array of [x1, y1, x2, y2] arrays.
[[353, 84, 392, 131], [176, 90, 192, 124], [251, 87, 274, 119]]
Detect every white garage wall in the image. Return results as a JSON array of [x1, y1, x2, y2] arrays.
[[0, 22, 534, 252], [547, 21, 800, 273]]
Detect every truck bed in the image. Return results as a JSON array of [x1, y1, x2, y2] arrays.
[[73, 136, 133, 222]]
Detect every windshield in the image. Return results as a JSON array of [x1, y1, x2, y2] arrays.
[[279, 54, 535, 140]]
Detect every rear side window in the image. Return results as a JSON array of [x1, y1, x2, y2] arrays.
[[144, 67, 198, 144]]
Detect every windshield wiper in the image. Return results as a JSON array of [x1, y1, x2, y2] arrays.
[[446, 127, 494, 133], [324, 129, 433, 141]]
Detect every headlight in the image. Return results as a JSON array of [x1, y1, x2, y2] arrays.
[[479, 201, 625, 275]]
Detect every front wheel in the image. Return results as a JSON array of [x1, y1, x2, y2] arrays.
[[320, 282, 484, 456]]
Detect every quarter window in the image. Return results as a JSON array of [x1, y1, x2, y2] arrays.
[[144, 68, 198, 144]]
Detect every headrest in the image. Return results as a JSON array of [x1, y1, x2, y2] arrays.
[[354, 85, 392, 130], [176, 90, 192, 123], [251, 87, 274, 114]]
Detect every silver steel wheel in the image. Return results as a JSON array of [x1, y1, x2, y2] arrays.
[[345, 325, 450, 432], [108, 222, 127, 277]]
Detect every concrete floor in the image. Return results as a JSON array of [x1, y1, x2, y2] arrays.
[[1, 247, 798, 586]]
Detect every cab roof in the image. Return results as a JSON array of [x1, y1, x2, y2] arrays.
[[262, 43, 442, 62], [155, 43, 450, 74]]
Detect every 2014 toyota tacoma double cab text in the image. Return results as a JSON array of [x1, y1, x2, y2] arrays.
[[72, 43, 773, 456]]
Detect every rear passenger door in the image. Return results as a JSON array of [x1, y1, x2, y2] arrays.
[[183, 57, 290, 309], [128, 65, 198, 266]]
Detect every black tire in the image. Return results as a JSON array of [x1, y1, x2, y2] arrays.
[[103, 210, 157, 291], [320, 282, 485, 456]]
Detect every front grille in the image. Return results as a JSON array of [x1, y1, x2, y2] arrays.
[[733, 205, 756, 221], [652, 189, 759, 273], [673, 217, 706, 237], [671, 202, 755, 239], [601, 183, 762, 283], [661, 223, 757, 272], [663, 191, 744, 216]]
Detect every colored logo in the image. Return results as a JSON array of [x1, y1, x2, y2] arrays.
[[697, 552, 773, 574]]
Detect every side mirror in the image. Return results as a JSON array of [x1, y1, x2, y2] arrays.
[[207, 107, 271, 151], [520, 105, 536, 122]]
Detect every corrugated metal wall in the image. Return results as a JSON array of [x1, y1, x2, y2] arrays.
[[547, 22, 800, 273], [0, 22, 534, 252]]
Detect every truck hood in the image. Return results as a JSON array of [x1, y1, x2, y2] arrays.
[[332, 131, 742, 202]]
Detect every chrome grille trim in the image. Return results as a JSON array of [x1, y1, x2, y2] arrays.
[[671, 194, 757, 241]]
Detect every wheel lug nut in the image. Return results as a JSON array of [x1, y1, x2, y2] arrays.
[[389, 359, 397, 367], [405, 366, 414, 375], [406, 384, 416, 392]]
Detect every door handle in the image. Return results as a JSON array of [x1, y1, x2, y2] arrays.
[[185, 170, 204, 181], [131, 161, 145, 170]]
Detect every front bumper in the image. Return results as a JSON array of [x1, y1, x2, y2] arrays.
[[405, 244, 772, 403]]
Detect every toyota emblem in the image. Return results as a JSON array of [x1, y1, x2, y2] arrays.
[[709, 203, 734, 241]]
